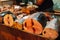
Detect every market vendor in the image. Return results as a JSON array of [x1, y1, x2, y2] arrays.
[[15, 0, 54, 12], [36, 0, 54, 12]]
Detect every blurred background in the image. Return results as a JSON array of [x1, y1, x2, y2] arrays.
[[0, 0, 60, 11], [53, 0, 60, 11]]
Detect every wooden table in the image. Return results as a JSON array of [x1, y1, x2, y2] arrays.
[[0, 24, 49, 40]]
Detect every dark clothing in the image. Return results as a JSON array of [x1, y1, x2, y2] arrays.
[[36, 0, 54, 12], [16, 0, 28, 5], [16, 0, 22, 5]]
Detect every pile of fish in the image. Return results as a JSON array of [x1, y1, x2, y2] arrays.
[[0, 8, 59, 40]]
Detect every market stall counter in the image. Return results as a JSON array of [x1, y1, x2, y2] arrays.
[[0, 24, 49, 40]]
